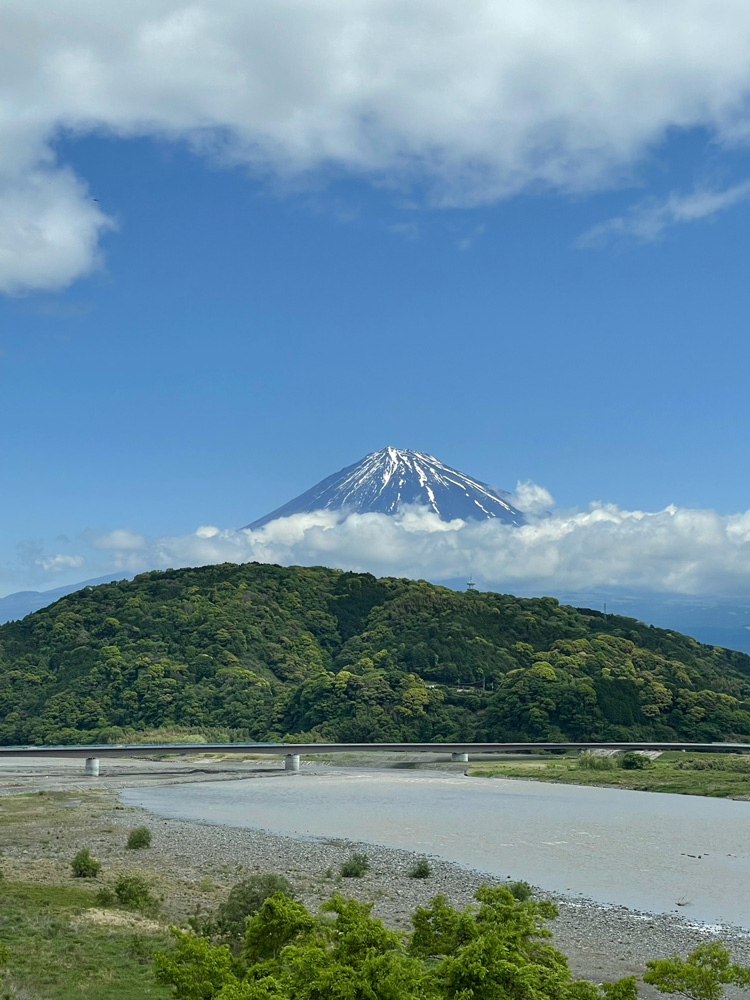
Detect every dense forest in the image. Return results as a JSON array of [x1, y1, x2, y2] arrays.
[[1, 562, 750, 746]]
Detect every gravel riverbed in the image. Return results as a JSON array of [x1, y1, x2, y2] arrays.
[[107, 802, 748, 998], [2, 756, 748, 998]]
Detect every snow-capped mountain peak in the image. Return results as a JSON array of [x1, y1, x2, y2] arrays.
[[243, 447, 525, 529]]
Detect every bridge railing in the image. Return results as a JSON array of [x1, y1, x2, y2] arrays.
[[1, 740, 749, 775]]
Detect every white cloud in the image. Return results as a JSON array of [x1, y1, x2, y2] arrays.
[[195, 525, 221, 539], [11, 487, 750, 597], [577, 178, 750, 245], [36, 553, 85, 572], [0, 165, 115, 294], [6, 1, 750, 290], [75, 495, 750, 598], [510, 480, 555, 516]]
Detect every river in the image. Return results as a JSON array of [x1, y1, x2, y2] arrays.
[[121, 769, 750, 927]]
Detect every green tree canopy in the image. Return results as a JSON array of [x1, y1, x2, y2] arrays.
[[3, 562, 750, 746], [155, 885, 638, 1000], [644, 942, 750, 1000]]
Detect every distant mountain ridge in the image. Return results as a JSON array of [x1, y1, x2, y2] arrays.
[[244, 446, 525, 530]]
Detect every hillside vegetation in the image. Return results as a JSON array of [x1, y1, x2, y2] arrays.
[[1, 562, 750, 746]]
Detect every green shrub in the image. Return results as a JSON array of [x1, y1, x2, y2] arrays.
[[408, 859, 432, 879], [577, 751, 616, 771], [70, 847, 101, 878], [216, 873, 294, 940], [340, 853, 370, 878], [507, 880, 533, 901], [126, 826, 152, 850], [114, 873, 158, 913], [95, 886, 116, 906], [621, 752, 650, 770], [155, 884, 643, 1000]]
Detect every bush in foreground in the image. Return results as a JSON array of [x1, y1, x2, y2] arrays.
[[339, 852, 369, 878], [215, 873, 295, 940], [114, 873, 158, 914], [507, 879, 533, 901], [70, 847, 101, 878], [126, 826, 152, 850], [156, 885, 642, 1000], [156, 888, 750, 1000], [645, 941, 750, 999], [408, 858, 432, 879]]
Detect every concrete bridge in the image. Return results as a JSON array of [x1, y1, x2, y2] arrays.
[[1, 740, 748, 775]]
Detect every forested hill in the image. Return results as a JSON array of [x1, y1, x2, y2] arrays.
[[2, 562, 750, 746]]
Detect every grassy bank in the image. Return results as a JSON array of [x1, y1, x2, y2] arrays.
[[0, 791, 177, 998], [0, 783, 432, 997], [469, 751, 750, 797], [0, 880, 172, 999]]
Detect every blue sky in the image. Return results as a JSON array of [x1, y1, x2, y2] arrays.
[[3, 0, 750, 598]]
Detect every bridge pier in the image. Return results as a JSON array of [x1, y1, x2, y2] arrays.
[[84, 757, 99, 777], [451, 752, 469, 763], [285, 753, 300, 772]]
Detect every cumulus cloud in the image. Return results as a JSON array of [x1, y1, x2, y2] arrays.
[[510, 480, 555, 516], [36, 553, 85, 572], [577, 178, 750, 245], [82, 496, 750, 597], [195, 525, 221, 539], [0, 166, 115, 294], [6, 0, 750, 290]]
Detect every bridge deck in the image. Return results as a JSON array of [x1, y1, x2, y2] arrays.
[[0, 741, 748, 758]]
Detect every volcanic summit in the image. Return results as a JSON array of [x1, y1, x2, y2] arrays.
[[244, 447, 525, 529]]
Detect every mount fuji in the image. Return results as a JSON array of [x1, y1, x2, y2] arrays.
[[244, 446, 526, 530]]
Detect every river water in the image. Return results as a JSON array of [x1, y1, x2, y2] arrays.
[[122, 770, 750, 927]]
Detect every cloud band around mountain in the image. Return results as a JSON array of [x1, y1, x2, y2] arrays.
[[74, 494, 750, 598]]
